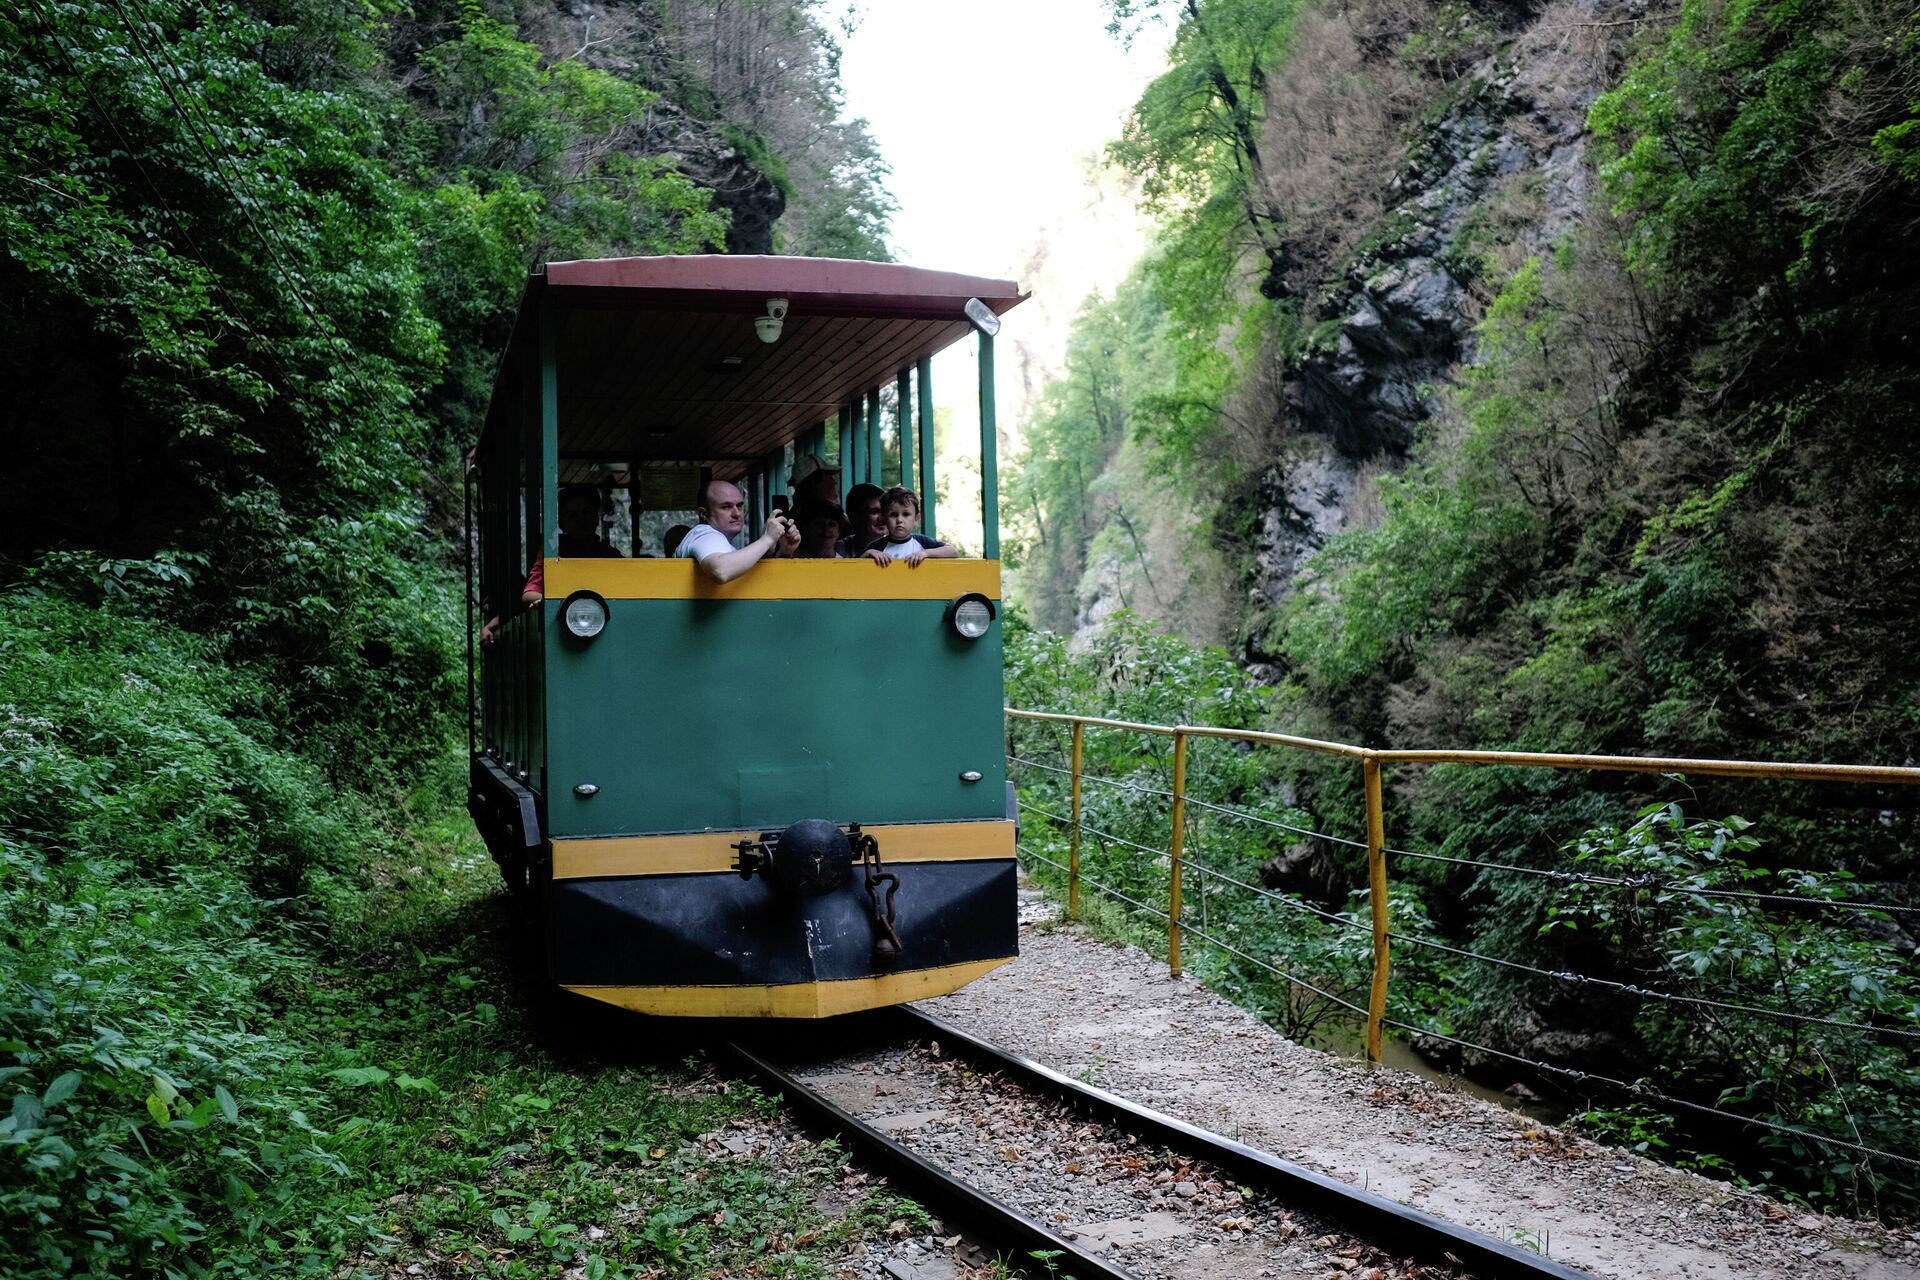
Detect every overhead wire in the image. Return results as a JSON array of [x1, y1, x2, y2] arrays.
[[106, 0, 335, 340]]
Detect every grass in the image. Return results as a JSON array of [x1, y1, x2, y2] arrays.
[[246, 760, 935, 1280], [0, 594, 929, 1278]]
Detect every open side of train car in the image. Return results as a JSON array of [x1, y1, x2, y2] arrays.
[[466, 255, 1026, 1017]]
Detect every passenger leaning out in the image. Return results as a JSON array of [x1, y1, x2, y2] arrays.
[[676, 480, 799, 582], [861, 487, 957, 568]]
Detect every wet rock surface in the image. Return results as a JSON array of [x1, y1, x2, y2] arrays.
[[909, 886, 1920, 1280]]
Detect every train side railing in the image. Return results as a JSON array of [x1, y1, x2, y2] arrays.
[[1003, 705, 1920, 1180]]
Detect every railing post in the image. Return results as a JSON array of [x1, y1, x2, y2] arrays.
[[1068, 720, 1084, 920], [1169, 730, 1188, 978], [1363, 754, 1390, 1064]]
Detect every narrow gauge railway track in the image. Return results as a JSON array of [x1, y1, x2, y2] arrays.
[[722, 1006, 1593, 1280]]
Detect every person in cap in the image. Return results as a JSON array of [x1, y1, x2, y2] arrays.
[[789, 453, 842, 510]]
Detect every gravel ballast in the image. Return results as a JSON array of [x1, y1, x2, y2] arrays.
[[909, 887, 1920, 1280], [790, 1039, 1451, 1280]]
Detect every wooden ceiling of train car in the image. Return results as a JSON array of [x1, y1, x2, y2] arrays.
[[528, 256, 1025, 482]]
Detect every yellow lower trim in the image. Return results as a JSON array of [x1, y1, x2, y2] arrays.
[[553, 820, 1015, 879], [546, 557, 1000, 601], [564, 956, 1011, 1018]]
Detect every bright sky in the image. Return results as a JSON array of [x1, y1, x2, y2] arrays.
[[838, 1, 1171, 549]]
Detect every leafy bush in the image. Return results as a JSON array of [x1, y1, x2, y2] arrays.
[[1008, 611, 1462, 1046], [1548, 803, 1920, 1218], [0, 595, 372, 1274], [0, 594, 900, 1276]]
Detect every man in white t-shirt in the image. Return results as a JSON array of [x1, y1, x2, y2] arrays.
[[675, 479, 799, 583]]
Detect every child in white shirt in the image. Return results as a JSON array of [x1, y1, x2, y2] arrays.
[[861, 487, 958, 567]]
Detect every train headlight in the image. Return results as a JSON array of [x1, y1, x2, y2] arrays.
[[562, 590, 609, 640], [945, 593, 996, 640]]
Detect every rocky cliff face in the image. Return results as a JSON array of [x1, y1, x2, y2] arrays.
[[627, 99, 786, 254], [1243, 8, 1616, 656]]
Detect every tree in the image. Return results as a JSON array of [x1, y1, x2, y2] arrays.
[[1107, 0, 1303, 299]]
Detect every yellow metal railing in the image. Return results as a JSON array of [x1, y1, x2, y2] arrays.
[[1005, 706, 1920, 1065]]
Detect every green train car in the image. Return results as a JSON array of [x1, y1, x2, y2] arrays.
[[465, 255, 1025, 1017]]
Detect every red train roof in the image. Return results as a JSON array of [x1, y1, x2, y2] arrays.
[[485, 256, 1026, 480]]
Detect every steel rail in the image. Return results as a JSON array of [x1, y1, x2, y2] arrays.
[[718, 1037, 1138, 1280], [890, 1006, 1597, 1280]]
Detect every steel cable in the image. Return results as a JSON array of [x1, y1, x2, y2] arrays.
[[1018, 801, 1168, 863], [1179, 854, 1374, 934], [1382, 928, 1920, 1041], [1015, 842, 1368, 1018], [1387, 846, 1920, 915], [1177, 921, 1373, 1019], [1024, 789, 1919, 1039], [1008, 755, 1175, 801], [1015, 833, 1169, 922], [1010, 749, 1919, 916], [1377, 1016, 1920, 1170]]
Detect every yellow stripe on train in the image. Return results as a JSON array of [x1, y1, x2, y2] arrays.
[[552, 820, 1016, 879], [545, 557, 1000, 601], [564, 957, 1012, 1018]]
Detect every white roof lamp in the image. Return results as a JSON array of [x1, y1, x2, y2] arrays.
[[964, 296, 1000, 336]]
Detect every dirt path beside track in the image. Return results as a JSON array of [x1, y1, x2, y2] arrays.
[[915, 888, 1920, 1280]]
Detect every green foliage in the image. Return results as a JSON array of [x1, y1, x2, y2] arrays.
[[0, 597, 367, 1273], [0, 595, 902, 1276], [1006, 275, 1182, 631], [1590, 0, 1920, 298], [1547, 804, 1920, 1218], [1102, 0, 1304, 452], [1007, 612, 1462, 1046], [412, 1, 729, 263]]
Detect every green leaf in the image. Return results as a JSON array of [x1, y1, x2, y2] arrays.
[[145, 1093, 171, 1126], [42, 1071, 82, 1106], [96, 1148, 149, 1176], [215, 1084, 239, 1123], [327, 1066, 392, 1088]]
